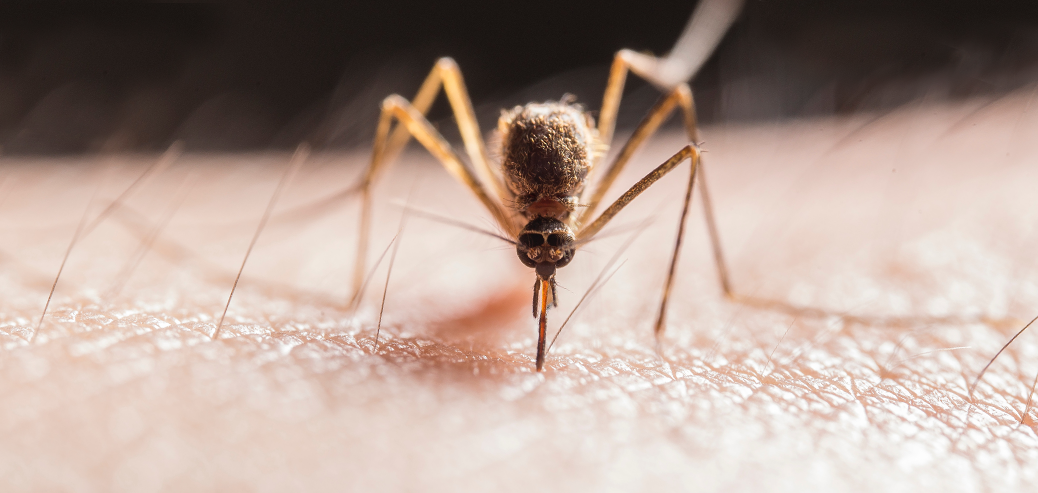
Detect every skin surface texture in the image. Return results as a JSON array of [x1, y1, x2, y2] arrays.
[[1, 88, 1038, 491]]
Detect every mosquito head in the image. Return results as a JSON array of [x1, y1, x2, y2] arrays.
[[517, 217, 575, 280]]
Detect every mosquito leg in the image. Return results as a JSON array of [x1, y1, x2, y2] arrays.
[[578, 85, 694, 226], [578, 145, 698, 246], [596, 49, 649, 150], [576, 145, 700, 341], [596, 0, 743, 148], [352, 94, 516, 297], [654, 151, 697, 340], [583, 80, 734, 298], [696, 165, 733, 297], [590, 45, 737, 298], [274, 58, 512, 230], [377, 58, 509, 201], [351, 58, 516, 299], [354, 58, 510, 287], [595, 51, 703, 155]]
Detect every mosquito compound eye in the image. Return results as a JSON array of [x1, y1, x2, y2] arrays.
[[546, 233, 566, 247], [519, 233, 545, 248]]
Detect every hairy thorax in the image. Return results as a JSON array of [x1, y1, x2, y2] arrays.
[[498, 101, 600, 220]]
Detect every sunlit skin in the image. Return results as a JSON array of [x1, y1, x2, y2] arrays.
[[2, 91, 1038, 489]]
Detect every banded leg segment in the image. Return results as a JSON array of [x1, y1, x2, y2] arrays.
[[354, 95, 515, 297]]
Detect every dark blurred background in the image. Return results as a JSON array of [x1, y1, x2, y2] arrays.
[[2, 1, 1037, 154]]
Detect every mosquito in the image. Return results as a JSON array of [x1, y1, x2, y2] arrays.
[[351, 0, 744, 371]]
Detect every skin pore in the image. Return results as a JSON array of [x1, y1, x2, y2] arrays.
[[2, 89, 1038, 491]]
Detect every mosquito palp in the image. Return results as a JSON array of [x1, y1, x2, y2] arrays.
[[531, 278, 540, 319]]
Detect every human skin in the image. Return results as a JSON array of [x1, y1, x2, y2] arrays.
[[1, 90, 1038, 492]]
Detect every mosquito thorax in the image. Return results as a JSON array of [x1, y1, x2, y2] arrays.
[[516, 217, 575, 279], [498, 100, 601, 220]]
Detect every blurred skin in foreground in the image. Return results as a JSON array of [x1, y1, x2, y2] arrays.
[[1, 86, 1038, 491]]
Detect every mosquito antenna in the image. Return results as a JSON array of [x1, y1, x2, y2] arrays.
[[213, 144, 309, 340], [31, 185, 101, 343], [105, 173, 196, 300], [395, 203, 517, 246], [82, 141, 182, 239], [546, 219, 653, 355], [969, 313, 1038, 397]]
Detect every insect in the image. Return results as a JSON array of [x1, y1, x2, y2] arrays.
[[349, 1, 746, 371]]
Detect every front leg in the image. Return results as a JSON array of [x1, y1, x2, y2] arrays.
[[351, 58, 516, 298], [576, 144, 700, 341], [353, 95, 517, 299]]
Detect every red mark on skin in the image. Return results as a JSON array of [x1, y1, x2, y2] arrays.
[[426, 281, 530, 347]]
